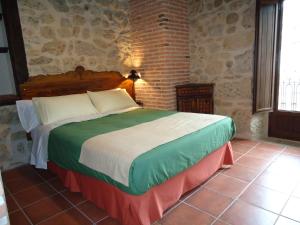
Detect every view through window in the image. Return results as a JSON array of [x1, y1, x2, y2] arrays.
[[0, 3, 16, 96], [278, 0, 300, 111]]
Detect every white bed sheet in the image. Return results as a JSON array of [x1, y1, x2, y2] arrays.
[[30, 107, 141, 169]]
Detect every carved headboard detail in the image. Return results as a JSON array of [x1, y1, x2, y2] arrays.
[[20, 66, 134, 99]]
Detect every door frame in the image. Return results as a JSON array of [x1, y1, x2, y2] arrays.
[[268, 0, 300, 141]]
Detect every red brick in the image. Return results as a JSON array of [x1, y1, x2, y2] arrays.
[[129, 0, 189, 110]]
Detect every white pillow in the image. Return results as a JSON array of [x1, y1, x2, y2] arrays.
[[16, 100, 41, 132], [32, 93, 98, 125], [87, 89, 138, 114]]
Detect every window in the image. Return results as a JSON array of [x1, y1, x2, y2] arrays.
[[0, 0, 28, 106], [0, 4, 16, 96], [254, 0, 300, 141], [278, 0, 300, 112], [253, 0, 280, 113]]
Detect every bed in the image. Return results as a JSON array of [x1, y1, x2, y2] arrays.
[[18, 66, 235, 225]]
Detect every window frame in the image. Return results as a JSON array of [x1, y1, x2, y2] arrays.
[[0, 0, 28, 106], [273, 0, 283, 112], [254, 0, 300, 141], [253, 0, 282, 113]]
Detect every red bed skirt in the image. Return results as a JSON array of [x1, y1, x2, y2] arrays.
[[48, 142, 233, 225]]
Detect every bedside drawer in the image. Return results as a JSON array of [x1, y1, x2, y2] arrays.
[[176, 83, 214, 114], [176, 87, 213, 97]]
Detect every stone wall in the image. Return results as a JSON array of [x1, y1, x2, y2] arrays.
[[0, 106, 31, 170], [18, 0, 132, 76], [189, 0, 261, 138], [0, 0, 132, 170]]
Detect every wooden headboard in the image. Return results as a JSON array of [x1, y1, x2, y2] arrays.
[[20, 66, 134, 99]]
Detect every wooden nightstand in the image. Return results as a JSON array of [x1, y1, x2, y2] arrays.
[[176, 83, 214, 114]]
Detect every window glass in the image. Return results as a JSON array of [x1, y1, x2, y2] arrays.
[[278, 0, 300, 111], [0, 3, 16, 95]]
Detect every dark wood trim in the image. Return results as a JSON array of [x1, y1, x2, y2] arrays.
[[252, 0, 260, 114], [0, 47, 8, 53], [253, 0, 284, 113], [269, 111, 300, 141], [273, 0, 284, 111], [19, 66, 135, 100], [267, 0, 300, 142], [0, 95, 19, 106], [1, 0, 29, 96], [260, 0, 281, 5]]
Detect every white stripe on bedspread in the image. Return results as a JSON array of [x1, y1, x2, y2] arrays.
[[79, 112, 226, 186]]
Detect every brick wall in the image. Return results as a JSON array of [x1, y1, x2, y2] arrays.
[[129, 0, 190, 110]]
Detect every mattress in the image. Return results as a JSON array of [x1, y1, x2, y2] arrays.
[[48, 108, 236, 195]]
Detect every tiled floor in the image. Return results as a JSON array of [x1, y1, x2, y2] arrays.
[[2, 139, 300, 225]]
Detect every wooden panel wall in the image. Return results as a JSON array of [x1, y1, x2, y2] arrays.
[[269, 112, 300, 141]]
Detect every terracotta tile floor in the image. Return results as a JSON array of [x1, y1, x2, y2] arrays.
[[2, 139, 300, 225]]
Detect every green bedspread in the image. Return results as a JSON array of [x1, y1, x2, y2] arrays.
[[48, 108, 236, 195]]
